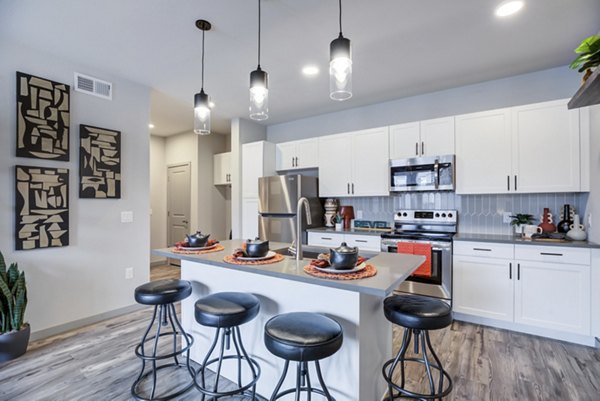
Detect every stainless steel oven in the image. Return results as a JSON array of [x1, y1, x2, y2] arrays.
[[381, 210, 457, 301], [390, 155, 455, 192]]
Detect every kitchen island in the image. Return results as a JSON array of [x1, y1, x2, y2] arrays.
[[153, 240, 424, 401]]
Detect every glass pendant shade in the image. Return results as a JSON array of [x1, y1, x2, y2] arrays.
[[249, 67, 269, 121], [194, 89, 211, 135], [329, 34, 352, 101]]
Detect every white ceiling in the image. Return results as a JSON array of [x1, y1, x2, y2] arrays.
[[1, 0, 599, 136]]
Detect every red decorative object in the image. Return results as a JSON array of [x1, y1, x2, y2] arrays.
[[538, 208, 556, 233], [339, 205, 355, 229]]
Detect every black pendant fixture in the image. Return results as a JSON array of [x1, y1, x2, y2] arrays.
[[194, 19, 212, 135], [330, 0, 352, 101], [249, 0, 268, 120]]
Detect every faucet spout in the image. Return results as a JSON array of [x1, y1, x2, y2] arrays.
[[295, 197, 311, 261]]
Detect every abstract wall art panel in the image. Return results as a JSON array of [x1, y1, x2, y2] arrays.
[[15, 166, 69, 250], [79, 124, 121, 199], [16, 71, 70, 161]]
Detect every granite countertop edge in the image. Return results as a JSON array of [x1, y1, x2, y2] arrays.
[[453, 233, 600, 249]]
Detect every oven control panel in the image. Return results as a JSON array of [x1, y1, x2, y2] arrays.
[[394, 210, 457, 224]]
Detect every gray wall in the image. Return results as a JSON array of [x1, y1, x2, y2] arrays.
[[150, 135, 167, 263], [0, 39, 151, 335]]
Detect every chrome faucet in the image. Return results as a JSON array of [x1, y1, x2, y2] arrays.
[[291, 197, 312, 261]]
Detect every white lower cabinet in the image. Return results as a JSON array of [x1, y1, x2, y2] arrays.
[[453, 241, 592, 343], [307, 232, 381, 252]]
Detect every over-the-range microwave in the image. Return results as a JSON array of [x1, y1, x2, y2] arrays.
[[390, 154, 455, 192]]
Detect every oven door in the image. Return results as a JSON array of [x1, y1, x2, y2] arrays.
[[382, 238, 452, 301]]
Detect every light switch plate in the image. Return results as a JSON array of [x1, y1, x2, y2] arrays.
[[121, 211, 134, 223], [125, 267, 134, 279]]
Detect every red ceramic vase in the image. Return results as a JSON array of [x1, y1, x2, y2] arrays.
[[538, 207, 556, 233]]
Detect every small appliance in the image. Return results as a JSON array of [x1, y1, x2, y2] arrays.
[[390, 155, 455, 192]]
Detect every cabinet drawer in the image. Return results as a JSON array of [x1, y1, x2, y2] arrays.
[[515, 245, 590, 265], [307, 232, 345, 247], [453, 241, 514, 259], [344, 234, 381, 252]]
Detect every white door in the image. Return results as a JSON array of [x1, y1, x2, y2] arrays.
[[351, 127, 389, 196], [167, 163, 191, 266], [318, 134, 353, 197], [514, 260, 590, 335], [276, 142, 296, 171], [295, 138, 318, 169], [242, 142, 264, 198], [242, 198, 259, 240], [389, 122, 420, 159], [455, 108, 512, 194], [512, 100, 581, 193], [453, 256, 514, 321], [420, 117, 455, 157]]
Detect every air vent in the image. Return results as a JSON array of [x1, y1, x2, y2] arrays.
[[74, 72, 112, 100]]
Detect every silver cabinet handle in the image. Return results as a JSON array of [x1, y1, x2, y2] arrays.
[[291, 157, 294, 167], [295, 157, 298, 166], [473, 248, 492, 252], [421, 141, 425, 156], [514, 175, 518, 191], [509, 262, 512, 279], [517, 263, 521, 280], [415, 142, 419, 156], [540, 252, 563, 256], [355, 240, 368, 243], [352, 183, 354, 194], [321, 237, 333, 240], [347, 183, 350, 194], [507, 175, 510, 191]]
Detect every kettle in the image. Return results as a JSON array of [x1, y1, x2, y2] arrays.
[[186, 231, 210, 247], [245, 237, 270, 257], [329, 242, 359, 270]]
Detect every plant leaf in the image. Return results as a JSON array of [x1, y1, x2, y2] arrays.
[[0, 251, 6, 284], [574, 35, 600, 54]]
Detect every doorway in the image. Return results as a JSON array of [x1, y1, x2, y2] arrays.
[[167, 162, 191, 266]]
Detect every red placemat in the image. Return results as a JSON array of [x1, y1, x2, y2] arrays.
[[172, 244, 225, 255], [223, 253, 285, 265], [303, 264, 377, 280]]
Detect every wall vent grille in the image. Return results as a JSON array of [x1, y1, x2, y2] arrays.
[[74, 72, 112, 100]]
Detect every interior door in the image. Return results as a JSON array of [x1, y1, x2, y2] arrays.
[[167, 163, 191, 265]]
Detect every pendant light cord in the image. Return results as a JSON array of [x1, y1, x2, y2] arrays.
[[201, 28, 205, 89], [257, 0, 261, 67], [338, 0, 343, 35]]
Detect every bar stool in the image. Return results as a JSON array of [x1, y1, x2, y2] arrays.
[[264, 312, 343, 400], [132, 279, 195, 401], [193, 292, 261, 400], [382, 294, 453, 400]]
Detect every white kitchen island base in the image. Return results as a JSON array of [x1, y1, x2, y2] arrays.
[[181, 259, 392, 400]]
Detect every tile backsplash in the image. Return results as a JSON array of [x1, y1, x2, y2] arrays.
[[332, 192, 588, 235]]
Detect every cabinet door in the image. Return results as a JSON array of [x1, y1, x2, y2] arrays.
[[420, 117, 455, 157], [213, 153, 226, 185], [222, 152, 231, 183], [296, 138, 318, 169], [344, 234, 381, 252], [242, 198, 259, 240], [389, 122, 420, 159], [318, 135, 353, 197], [514, 260, 590, 335], [512, 100, 580, 193], [276, 142, 296, 171], [453, 256, 514, 321], [351, 127, 389, 196], [242, 142, 264, 198], [455, 108, 512, 194]]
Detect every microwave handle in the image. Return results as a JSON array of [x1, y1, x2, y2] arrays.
[[434, 158, 440, 189]]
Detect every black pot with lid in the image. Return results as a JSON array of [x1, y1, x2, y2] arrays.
[[329, 242, 359, 270], [246, 237, 269, 257]]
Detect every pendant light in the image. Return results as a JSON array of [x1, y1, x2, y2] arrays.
[[194, 19, 212, 135], [329, 0, 352, 101], [249, 0, 268, 120]]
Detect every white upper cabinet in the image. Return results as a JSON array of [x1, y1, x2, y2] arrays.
[[213, 152, 231, 186], [318, 127, 389, 197], [511, 99, 580, 193], [456, 99, 584, 195], [275, 138, 318, 171], [242, 141, 276, 199], [389, 117, 454, 159]]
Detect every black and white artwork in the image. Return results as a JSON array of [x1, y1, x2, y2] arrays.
[[79, 124, 121, 198], [15, 166, 69, 250], [16, 71, 70, 161]]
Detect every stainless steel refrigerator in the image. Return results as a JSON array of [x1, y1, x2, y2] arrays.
[[258, 175, 322, 244]]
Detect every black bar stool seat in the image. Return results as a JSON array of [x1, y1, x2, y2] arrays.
[[193, 292, 261, 400], [265, 312, 343, 401], [132, 279, 194, 401], [382, 294, 453, 401]]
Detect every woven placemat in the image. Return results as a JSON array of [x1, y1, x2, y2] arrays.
[[223, 253, 285, 265], [303, 264, 377, 280], [172, 244, 225, 255]]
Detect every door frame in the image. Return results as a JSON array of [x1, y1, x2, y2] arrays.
[[166, 162, 191, 266]]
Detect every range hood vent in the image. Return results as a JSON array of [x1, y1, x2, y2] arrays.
[[74, 72, 112, 100]]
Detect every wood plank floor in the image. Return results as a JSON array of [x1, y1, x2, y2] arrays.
[[1, 264, 599, 400]]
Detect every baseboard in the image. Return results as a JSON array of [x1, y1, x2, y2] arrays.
[[150, 259, 167, 267], [30, 304, 145, 341]]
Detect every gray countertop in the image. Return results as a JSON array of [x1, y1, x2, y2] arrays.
[[153, 240, 424, 297], [307, 227, 390, 237], [454, 233, 600, 249]]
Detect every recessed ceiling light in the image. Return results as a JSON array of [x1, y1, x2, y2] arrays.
[[148, 123, 155, 129], [495, 0, 524, 17], [302, 65, 320, 76], [209, 101, 215, 108]]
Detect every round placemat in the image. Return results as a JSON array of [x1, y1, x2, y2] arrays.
[[172, 244, 225, 255], [303, 264, 377, 280], [223, 253, 285, 265]]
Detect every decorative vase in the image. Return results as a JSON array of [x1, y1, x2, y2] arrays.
[[567, 214, 587, 241], [0, 323, 30, 363], [335, 223, 343, 231], [557, 205, 573, 234], [538, 208, 556, 233], [323, 198, 338, 227], [339, 206, 355, 230], [514, 224, 523, 236]]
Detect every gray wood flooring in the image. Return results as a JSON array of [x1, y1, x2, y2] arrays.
[[1, 264, 599, 400]]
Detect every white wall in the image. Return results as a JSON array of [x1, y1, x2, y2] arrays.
[[150, 135, 167, 263], [0, 39, 151, 336], [267, 66, 581, 143]]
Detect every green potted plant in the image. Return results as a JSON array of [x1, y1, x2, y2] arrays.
[[510, 213, 536, 236], [0, 251, 29, 363], [570, 35, 600, 82]]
